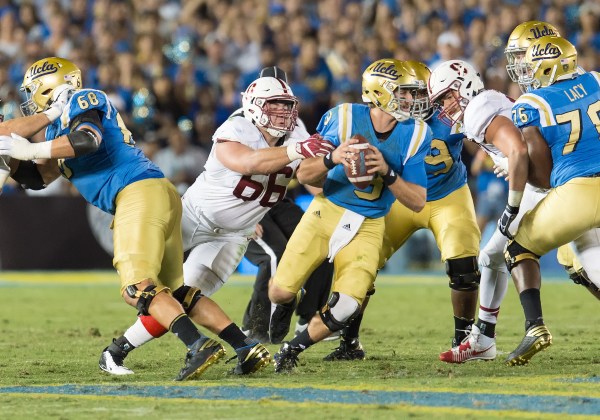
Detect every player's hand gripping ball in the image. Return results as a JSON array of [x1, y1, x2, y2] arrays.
[[344, 134, 374, 190]]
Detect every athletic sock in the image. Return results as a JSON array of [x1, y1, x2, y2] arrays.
[[288, 328, 315, 351], [476, 319, 496, 338], [342, 313, 363, 341], [219, 322, 254, 350], [169, 314, 205, 348], [519, 288, 544, 331]]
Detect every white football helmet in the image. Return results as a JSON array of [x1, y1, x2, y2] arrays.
[[428, 60, 484, 126], [242, 76, 298, 138]]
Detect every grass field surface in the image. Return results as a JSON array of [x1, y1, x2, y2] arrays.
[[0, 271, 599, 419]]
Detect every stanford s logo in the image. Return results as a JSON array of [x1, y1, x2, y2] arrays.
[[449, 62, 467, 76], [29, 61, 58, 80], [530, 43, 561, 61], [370, 62, 399, 80]]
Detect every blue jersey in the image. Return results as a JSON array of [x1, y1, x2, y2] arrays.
[[46, 89, 163, 214], [512, 72, 600, 187], [317, 103, 431, 218], [424, 111, 467, 201]]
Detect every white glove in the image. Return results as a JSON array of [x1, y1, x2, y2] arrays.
[[43, 84, 74, 122], [491, 154, 509, 179], [0, 154, 10, 195], [0, 133, 52, 160]]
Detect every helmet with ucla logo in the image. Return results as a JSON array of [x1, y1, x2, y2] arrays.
[[427, 60, 484, 126], [400, 60, 432, 120], [362, 59, 431, 121], [242, 76, 298, 138], [21, 57, 82, 116], [519, 35, 578, 91], [505, 21, 560, 87]]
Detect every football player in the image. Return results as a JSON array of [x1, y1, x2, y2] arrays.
[[95, 71, 335, 375], [269, 58, 431, 373], [427, 59, 531, 363], [0, 57, 234, 381], [232, 67, 335, 345], [505, 21, 597, 297], [504, 36, 600, 365], [324, 60, 483, 362]]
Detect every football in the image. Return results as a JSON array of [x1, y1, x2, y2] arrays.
[[344, 134, 374, 190]]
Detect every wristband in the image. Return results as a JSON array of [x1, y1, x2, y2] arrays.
[[508, 190, 523, 207], [382, 167, 398, 186], [323, 153, 336, 169]]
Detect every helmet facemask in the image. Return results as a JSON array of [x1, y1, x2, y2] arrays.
[[433, 88, 467, 127]]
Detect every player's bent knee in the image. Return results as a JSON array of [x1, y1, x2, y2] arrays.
[[446, 256, 480, 291], [478, 249, 509, 273], [504, 240, 540, 271], [268, 284, 295, 305], [184, 265, 224, 297], [172, 285, 204, 313], [124, 282, 170, 316], [319, 292, 360, 332]]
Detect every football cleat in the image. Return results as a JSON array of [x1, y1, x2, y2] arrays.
[[270, 289, 305, 344], [174, 338, 226, 381], [323, 337, 366, 361], [273, 342, 302, 373], [233, 343, 271, 375], [439, 325, 496, 363], [505, 324, 553, 366], [99, 347, 134, 375]]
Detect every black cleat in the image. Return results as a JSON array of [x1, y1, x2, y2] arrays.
[[505, 324, 552, 366], [323, 338, 366, 361], [273, 342, 302, 373], [233, 343, 271, 375], [175, 338, 226, 381]]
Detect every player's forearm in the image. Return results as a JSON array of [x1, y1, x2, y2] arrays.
[[507, 147, 528, 199], [390, 178, 426, 212], [0, 114, 52, 138], [296, 157, 328, 185], [241, 147, 292, 175]]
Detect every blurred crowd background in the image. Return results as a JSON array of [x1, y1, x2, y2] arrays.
[[0, 0, 598, 270]]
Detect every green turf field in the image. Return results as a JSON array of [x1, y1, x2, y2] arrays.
[[0, 271, 599, 419]]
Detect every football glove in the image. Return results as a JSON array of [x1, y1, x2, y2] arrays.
[[287, 134, 336, 161], [0, 133, 52, 160], [43, 84, 74, 122], [498, 204, 519, 239]]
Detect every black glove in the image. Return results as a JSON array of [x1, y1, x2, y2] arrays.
[[498, 204, 519, 239]]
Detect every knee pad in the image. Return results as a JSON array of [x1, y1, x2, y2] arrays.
[[446, 256, 480, 291], [567, 267, 599, 292], [172, 285, 204, 313], [126, 283, 170, 316], [504, 240, 539, 271], [319, 292, 360, 332]]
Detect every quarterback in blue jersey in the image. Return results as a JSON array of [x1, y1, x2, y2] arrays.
[[269, 58, 431, 372], [0, 57, 238, 380], [324, 60, 482, 363], [504, 37, 600, 365]]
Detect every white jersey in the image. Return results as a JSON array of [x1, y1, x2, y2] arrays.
[[463, 90, 513, 160], [183, 116, 306, 232]]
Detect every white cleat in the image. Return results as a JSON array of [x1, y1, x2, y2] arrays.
[[439, 325, 496, 363], [99, 349, 134, 375]]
